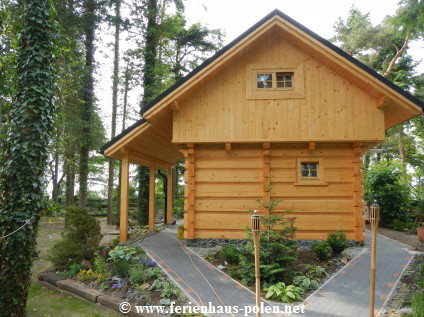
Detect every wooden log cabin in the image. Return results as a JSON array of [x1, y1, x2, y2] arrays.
[[101, 10, 423, 243]]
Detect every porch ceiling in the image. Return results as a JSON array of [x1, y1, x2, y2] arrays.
[[103, 112, 182, 169]]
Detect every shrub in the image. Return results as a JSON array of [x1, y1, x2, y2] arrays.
[[412, 291, 424, 317], [391, 219, 417, 232], [145, 267, 163, 280], [149, 277, 181, 299], [93, 254, 107, 275], [364, 162, 411, 226], [49, 207, 102, 269], [108, 246, 138, 262], [293, 275, 319, 291], [221, 244, 241, 264], [173, 197, 184, 219], [112, 260, 131, 277], [129, 264, 147, 285], [327, 230, 349, 253], [312, 241, 332, 261], [264, 282, 304, 303], [64, 263, 86, 278]]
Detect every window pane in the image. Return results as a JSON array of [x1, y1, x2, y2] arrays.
[[263, 81, 272, 88], [257, 73, 273, 89], [301, 162, 319, 178], [276, 72, 293, 88]]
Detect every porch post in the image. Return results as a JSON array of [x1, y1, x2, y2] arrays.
[[149, 165, 156, 231], [166, 167, 173, 224], [119, 153, 129, 243]]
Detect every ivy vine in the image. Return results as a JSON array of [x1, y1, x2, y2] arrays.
[[0, 0, 54, 315]]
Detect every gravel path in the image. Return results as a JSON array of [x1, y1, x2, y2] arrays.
[[366, 224, 424, 252]]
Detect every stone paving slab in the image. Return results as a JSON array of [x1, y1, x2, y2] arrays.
[[140, 231, 286, 317]]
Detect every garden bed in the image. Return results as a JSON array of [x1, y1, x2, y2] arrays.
[[194, 231, 361, 304], [382, 255, 424, 317]]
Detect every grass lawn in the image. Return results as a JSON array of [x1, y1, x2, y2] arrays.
[[26, 217, 120, 317]]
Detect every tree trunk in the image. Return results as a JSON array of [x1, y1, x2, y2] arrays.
[[79, 0, 96, 208], [398, 124, 407, 180], [52, 148, 60, 202], [0, 0, 54, 313], [116, 60, 130, 224], [383, 34, 409, 78], [107, 0, 120, 224], [65, 154, 76, 206], [137, 0, 159, 224]]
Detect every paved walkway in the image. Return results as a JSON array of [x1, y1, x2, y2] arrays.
[[138, 229, 415, 317], [298, 231, 414, 317]]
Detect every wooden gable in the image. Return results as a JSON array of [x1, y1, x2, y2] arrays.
[[101, 10, 422, 163], [172, 27, 387, 144]]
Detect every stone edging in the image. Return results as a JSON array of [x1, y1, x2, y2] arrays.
[[37, 270, 162, 317]]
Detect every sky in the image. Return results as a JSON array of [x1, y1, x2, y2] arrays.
[[97, 0, 424, 137]]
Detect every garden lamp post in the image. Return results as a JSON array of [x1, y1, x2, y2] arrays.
[[369, 201, 380, 317], [251, 210, 261, 317]]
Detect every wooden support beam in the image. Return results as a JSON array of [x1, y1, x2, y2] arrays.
[[308, 142, 316, 152], [125, 148, 173, 169], [166, 167, 173, 225], [225, 143, 231, 152], [263, 143, 271, 209], [149, 165, 156, 231], [352, 149, 365, 241], [119, 154, 129, 243], [185, 145, 195, 239], [170, 100, 180, 112]]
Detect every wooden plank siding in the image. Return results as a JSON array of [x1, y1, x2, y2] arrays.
[[183, 144, 363, 241], [173, 32, 385, 144]]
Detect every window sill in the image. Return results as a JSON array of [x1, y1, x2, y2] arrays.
[[294, 181, 328, 186]]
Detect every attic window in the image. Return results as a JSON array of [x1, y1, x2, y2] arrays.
[[256, 72, 294, 89], [247, 64, 304, 99]]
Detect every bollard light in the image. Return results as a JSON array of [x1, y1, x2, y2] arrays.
[[251, 210, 261, 232], [370, 201, 380, 230], [251, 210, 261, 317]]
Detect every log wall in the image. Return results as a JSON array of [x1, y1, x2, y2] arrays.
[[183, 143, 365, 241]]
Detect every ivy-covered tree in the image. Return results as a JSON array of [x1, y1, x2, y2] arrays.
[[0, 0, 55, 314]]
